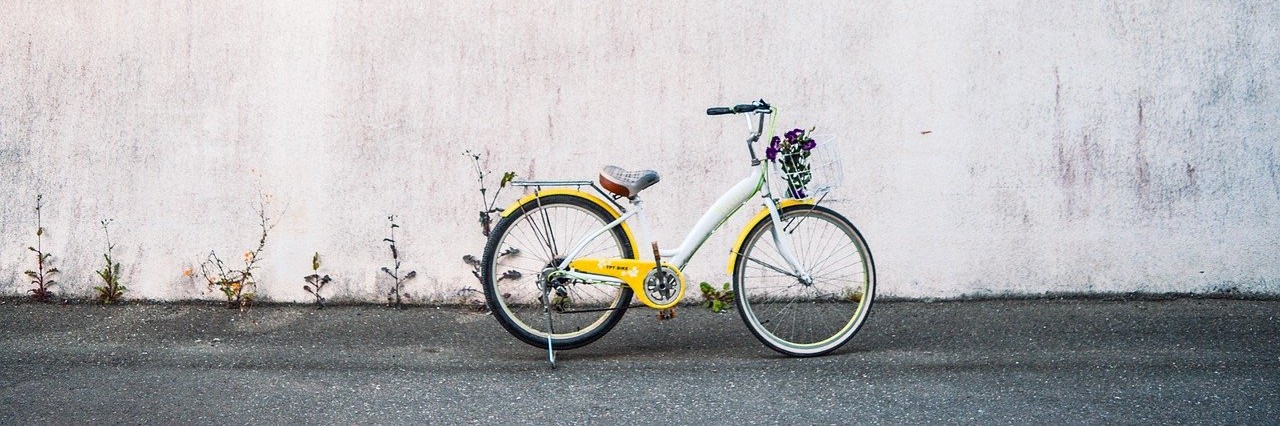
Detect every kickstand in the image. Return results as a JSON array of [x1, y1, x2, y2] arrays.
[[542, 285, 556, 369]]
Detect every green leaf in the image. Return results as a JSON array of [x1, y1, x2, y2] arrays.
[[312, 252, 321, 271], [500, 172, 516, 188], [25, 271, 38, 279]]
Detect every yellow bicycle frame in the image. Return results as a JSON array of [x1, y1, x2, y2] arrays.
[[502, 188, 689, 308]]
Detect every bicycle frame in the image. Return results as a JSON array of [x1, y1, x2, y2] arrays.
[[524, 110, 813, 287]]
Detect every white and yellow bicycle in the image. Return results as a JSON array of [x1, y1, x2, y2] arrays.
[[481, 100, 875, 365]]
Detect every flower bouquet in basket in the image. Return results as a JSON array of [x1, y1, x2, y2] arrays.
[[766, 127, 818, 198]]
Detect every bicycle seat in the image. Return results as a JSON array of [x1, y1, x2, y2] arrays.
[[599, 165, 660, 198]]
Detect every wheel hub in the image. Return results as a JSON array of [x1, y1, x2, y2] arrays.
[[538, 258, 574, 311]]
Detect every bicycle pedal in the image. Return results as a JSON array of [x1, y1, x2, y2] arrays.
[[657, 307, 677, 320]]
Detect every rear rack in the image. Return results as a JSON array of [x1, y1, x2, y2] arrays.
[[510, 180, 627, 211]]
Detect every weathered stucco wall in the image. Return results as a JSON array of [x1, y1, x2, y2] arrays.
[[2, 1, 1278, 301]]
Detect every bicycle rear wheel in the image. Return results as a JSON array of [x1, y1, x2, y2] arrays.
[[482, 194, 635, 349], [733, 204, 875, 356]]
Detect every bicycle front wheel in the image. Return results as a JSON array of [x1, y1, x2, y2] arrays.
[[482, 194, 635, 350], [733, 204, 875, 357]]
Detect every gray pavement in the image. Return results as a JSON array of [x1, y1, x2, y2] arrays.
[[0, 297, 1276, 424]]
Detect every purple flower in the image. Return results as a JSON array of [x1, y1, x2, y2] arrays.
[[770, 136, 781, 148], [785, 129, 802, 141], [765, 146, 778, 161], [802, 140, 816, 150]]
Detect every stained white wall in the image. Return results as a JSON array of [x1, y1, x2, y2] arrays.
[[2, 1, 1277, 301]]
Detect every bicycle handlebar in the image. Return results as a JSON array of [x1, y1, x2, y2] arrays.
[[706, 99, 772, 116]]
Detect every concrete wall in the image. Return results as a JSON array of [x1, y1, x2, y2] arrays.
[[2, 1, 1277, 301]]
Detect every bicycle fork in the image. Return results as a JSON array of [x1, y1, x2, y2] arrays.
[[763, 197, 813, 284]]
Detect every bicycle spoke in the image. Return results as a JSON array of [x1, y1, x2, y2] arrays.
[[516, 212, 556, 263], [742, 254, 795, 277], [735, 205, 874, 356], [484, 195, 635, 350], [537, 199, 559, 257]]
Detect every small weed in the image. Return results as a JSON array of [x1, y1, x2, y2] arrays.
[[382, 215, 416, 309], [462, 254, 522, 282], [302, 252, 332, 309], [454, 288, 487, 313], [460, 255, 521, 312], [462, 150, 518, 309], [700, 282, 735, 313], [24, 194, 58, 303], [93, 219, 127, 305], [464, 150, 516, 237], [462, 255, 482, 280], [199, 194, 277, 310]]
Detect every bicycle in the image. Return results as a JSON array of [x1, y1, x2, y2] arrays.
[[481, 100, 875, 366]]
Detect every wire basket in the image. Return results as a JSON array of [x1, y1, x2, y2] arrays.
[[767, 136, 844, 199]]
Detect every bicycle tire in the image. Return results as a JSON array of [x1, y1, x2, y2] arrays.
[[482, 194, 636, 350], [733, 204, 876, 356]]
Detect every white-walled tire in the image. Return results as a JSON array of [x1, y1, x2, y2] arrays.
[[733, 204, 875, 356], [482, 194, 635, 350]]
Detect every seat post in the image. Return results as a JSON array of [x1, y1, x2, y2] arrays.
[[628, 196, 659, 263]]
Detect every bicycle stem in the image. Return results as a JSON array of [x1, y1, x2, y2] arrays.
[[745, 110, 769, 163]]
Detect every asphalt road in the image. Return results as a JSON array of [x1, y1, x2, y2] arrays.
[[0, 297, 1276, 424]]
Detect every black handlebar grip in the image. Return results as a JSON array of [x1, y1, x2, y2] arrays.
[[706, 107, 733, 115], [732, 104, 758, 113]]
